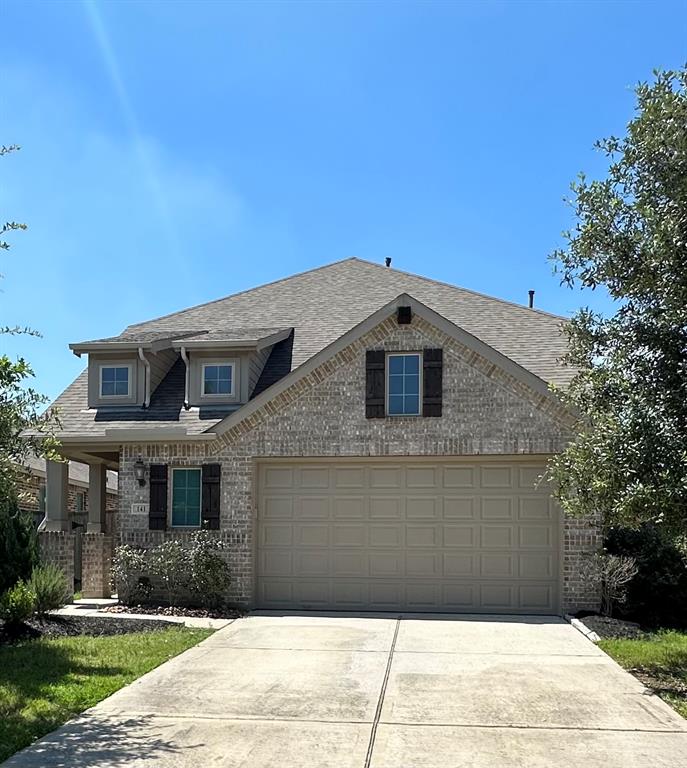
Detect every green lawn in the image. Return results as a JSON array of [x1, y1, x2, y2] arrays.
[[599, 630, 687, 719], [0, 627, 214, 762]]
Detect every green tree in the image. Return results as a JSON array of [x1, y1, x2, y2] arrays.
[[548, 68, 687, 537], [1, 145, 60, 591]]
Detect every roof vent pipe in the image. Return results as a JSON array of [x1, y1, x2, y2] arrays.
[[385, 257, 392, 267], [528, 290, 535, 309]]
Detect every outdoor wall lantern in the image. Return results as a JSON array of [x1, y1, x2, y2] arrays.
[[134, 459, 146, 487]]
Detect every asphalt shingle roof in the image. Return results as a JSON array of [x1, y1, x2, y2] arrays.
[[53, 258, 572, 438]]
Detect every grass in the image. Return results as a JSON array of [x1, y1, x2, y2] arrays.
[[599, 630, 687, 719], [0, 627, 214, 762]]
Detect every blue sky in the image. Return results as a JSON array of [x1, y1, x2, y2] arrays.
[[2, 0, 685, 402]]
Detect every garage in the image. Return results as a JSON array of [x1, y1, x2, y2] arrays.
[[256, 459, 561, 613]]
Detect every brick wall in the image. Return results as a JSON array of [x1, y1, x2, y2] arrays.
[[38, 531, 75, 598], [117, 313, 600, 613]]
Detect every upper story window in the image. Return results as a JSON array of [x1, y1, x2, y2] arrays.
[[387, 353, 421, 416], [202, 363, 234, 396], [100, 365, 131, 397], [171, 468, 201, 527]]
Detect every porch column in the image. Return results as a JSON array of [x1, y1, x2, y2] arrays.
[[44, 460, 70, 531], [87, 462, 107, 533]]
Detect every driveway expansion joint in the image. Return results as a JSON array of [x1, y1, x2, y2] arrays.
[[364, 616, 402, 768]]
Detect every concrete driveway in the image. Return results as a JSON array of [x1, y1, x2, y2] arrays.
[[4, 613, 686, 767]]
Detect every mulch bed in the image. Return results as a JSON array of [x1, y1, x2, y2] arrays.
[[101, 604, 243, 619], [0, 615, 178, 646], [576, 613, 645, 640]]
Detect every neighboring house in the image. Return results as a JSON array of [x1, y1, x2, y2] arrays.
[[36, 258, 598, 612], [17, 457, 118, 533]]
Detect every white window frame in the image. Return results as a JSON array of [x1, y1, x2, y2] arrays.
[[201, 360, 236, 398], [386, 351, 423, 417], [169, 466, 203, 529], [99, 363, 133, 399]]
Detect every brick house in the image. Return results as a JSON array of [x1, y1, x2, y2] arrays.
[[34, 258, 599, 611]]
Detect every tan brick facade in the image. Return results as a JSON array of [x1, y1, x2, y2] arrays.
[[116, 313, 600, 614]]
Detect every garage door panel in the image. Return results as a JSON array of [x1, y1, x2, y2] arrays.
[[299, 467, 330, 488], [442, 583, 476, 609], [480, 466, 513, 488], [480, 553, 515, 578], [519, 525, 552, 548], [443, 496, 475, 519], [369, 525, 403, 547], [298, 497, 330, 519], [369, 552, 403, 577], [370, 466, 402, 488], [406, 497, 439, 519], [296, 551, 330, 576], [443, 552, 475, 577], [296, 524, 329, 547], [334, 467, 366, 488], [333, 551, 367, 576], [519, 553, 554, 579], [370, 497, 402, 519], [406, 466, 437, 488], [443, 466, 475, 488], [258, 460, 560, 613], [263, 496, 293, 519], [370, 582, 403, 608], [443, 525, 476, 548], [406, 524, 440, 547], [261, 550, 293, 577], [481, 525, 513, 548], [333, 496, 365, 519], [407, 552, 441, 577], [481, 497, 513, 520], [261, 523, 293, 546]]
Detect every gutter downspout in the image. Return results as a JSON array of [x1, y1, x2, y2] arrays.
[[180, 346, 190, 410], [138, 347, 151, 408]]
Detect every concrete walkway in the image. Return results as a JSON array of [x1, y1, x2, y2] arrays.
[[55, 599, 235, 629], [4, 613, 686, 767]]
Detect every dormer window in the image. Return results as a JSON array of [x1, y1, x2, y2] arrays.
[[100, 365, 131, 398], [202, 363, 234, 396]]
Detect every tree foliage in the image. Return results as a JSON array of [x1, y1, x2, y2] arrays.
[[1, 144, 60, 589], [548, 68, 687, 536]]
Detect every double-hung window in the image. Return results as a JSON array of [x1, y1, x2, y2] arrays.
[[387, 353, 421, 416], [202, 363, 234, 396], [171, 468, 201, 527], [100, 365, 130, 397]]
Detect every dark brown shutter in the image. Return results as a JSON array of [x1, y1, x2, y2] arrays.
[[201, 464, 221, 530], [365, 350, 386, 418], [149, 464, 168, 530], [422, 348, 443, 417]]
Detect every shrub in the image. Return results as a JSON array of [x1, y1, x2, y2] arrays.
[[578, 552, 638, 617], [28, 564, 68, 615], [187, 531, 230, 609], [606, 525, 687, 628], [149, 541, 190, 607], [0, 497, 39, 594], [112, 545, 153, 605], [0, 581, 37, 625]]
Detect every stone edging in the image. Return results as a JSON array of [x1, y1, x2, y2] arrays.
[[565, 614, 601, 643]]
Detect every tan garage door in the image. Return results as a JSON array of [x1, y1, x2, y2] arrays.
[[256, 459, 560, 614]]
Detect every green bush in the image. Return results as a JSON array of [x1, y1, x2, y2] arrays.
[[111, 545, 152, 604], [28, 564, 68, 615], [606, 524, 687, 629], [187, 531, 230, 609], [0, 497, 39, 594], [149, 541, 191, 607], [0, 581, 37, 625]]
